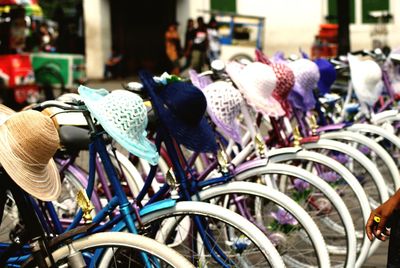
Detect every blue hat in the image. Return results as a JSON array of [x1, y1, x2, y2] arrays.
[[314, 59, 337, 96], [139, 70, 217, 153], [78, 86, 159, 165]]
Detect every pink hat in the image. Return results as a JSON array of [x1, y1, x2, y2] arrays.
[[255, 49, 294, 115], [271, 62, 295, 115], [226, 61, 285, 117], [270, 62, 295, 102], [202, 81, 243, 143]]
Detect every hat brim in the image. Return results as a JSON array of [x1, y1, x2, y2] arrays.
[[0, 125, 61, 201], [78, 86, 159, 165], [208, 110, 242, 144], [317, 80, 331, 96], [226, 62, 285, 117], [201, 81, 242, 144], [140, 70, 217, 153], [288, 82, 316, 111]]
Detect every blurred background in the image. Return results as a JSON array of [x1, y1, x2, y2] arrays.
[[0, 0, 397, 108]]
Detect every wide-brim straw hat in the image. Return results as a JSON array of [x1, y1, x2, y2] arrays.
[[0, 104, 61, 201]]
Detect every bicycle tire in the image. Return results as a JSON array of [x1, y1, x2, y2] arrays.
[[322, 131, 400, 192], [197, 181, 331, 267], [24, 232, 194, 267], [267, 149, 372, 267], [233, 162, 358, 267], [135, 201, 285, 267]]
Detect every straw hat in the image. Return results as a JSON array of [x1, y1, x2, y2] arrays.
[[0, 105, 61, 201], [254, 49, 295, 115], [255, 49, 294, 101], [188, 69, 213, 89]]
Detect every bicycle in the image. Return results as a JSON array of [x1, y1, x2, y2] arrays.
[[0, 109, 193, 268]]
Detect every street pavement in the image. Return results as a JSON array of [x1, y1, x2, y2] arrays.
[[364, 242, 388, 267]]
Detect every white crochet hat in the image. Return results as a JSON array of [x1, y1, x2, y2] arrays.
[[347, 54, 383, 106], [202, 81, 243, 144]]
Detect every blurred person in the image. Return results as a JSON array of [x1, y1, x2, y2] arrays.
[[165, 21, 182, 75], [8, 6, 27, 53], [207, 16, 221, 64], [181, 18, 195, 71], [39, 23, 56, 52], [104, 49, 123, 79], [190, 16, 208, 72]]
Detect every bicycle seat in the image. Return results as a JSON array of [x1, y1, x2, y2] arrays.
[[59, 125, 91, 151]]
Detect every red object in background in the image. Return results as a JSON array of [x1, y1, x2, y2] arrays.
[[0, 54, 35, 87], [311, 24, 339, 59], [0, 0, 38, 4], [0, 54, 38, 104], [318, 24, 339, 42]]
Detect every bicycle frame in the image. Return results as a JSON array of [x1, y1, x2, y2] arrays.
[[29, 105, 244, 267]]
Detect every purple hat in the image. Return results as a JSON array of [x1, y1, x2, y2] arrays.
[[314, 59, 337, 96], [188, 69, 243, 144], [188, 69, 213, 90], [272, 51, 286, 63], [202, 81, 243, 144], [139, 70, 217, 153], [287, 59, 320, 112]]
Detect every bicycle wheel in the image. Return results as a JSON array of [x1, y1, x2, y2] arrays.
[[321, 131, 400, 193], [267, 149, 372, 267], [108, 147, 145, 197], [197, 181, 331, 267], [135, 201, 285, 267], [54, 169, 86, 220], [234, 161, 358, 267], [301, 139, 388, 207], [301, 137, 387, 258], [22, 232, 194, 267], [348, 123, 400, 175], [0, 192, 18, 242]]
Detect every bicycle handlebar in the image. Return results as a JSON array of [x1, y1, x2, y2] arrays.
[[31, 100, 86, 112]]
